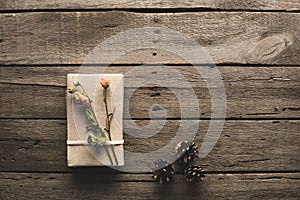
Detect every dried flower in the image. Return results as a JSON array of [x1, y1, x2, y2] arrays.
[[67, 87, 75, 94], [70, 80, 116, 166], [151, 160, 175, 183], [73, 80, 80, 87], [74, 92, 90, 105], [100, 77, 110, 89]]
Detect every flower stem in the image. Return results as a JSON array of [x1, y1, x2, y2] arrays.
[[103, 145, 114, 166], [103, 88, 119, 166], [78, 83, 114, 166], [103, 89, 111, 139]]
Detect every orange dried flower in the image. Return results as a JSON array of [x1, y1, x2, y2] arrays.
[[100, 77, 110, 89]]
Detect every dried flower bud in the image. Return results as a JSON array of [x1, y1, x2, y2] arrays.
[[74, 92, 90, 105], [100, 77, 110, 89], [67, 87, 75, 94], [73, 80, 80, 87]]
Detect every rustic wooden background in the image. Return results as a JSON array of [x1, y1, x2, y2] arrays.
[[0, 1, 300, 199]]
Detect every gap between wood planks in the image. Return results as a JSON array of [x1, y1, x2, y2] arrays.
[[1, 64, 300, 67], [1, 0, 300, 11], [1, 117, 300, 121], [1, 8, 300, 14], [0, 170, 300, 175]]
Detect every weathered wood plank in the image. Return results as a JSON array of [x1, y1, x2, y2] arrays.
[[1, 66, 300, 87], [1, 12, 299, 65], [0, 172, 299, 199], [1, 0, 299, 11], [0, 66, 299, 119], [1, 84, 299, 119], [0, 119, 299, 172]]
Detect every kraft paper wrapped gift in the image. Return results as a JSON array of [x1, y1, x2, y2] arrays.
[[67, 74, 124, 167]]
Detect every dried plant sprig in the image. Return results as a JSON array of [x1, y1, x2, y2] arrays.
[[74, 91, 90, 105], [68, 80, 115, 166], [151, 160, 175, 184], [87, 133, 106, 147]]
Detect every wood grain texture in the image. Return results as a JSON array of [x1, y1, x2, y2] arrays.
[[0, 119, 299, 172], [1, 2, 299, 199], [0, 66, 299, 119], [1, 12, 299, 65], [1, 0, 300, 11], [0, 172, 299, 200], [2, 66, 300, 87]]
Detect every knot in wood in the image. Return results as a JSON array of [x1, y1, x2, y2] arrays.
[[246, 33, 294, 64]]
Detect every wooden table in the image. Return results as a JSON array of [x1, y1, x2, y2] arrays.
[[1, 1, 299, 199]]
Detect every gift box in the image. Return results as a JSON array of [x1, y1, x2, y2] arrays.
[[67, 74, 124, 167]]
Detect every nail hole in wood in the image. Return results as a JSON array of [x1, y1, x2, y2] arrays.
[[150, 92, 161, 97], [153, 18, 159, 23]]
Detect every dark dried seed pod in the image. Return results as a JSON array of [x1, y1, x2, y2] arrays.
[[151, 160, 175, 184], [175, 141, 199, 169], [185, 166, 205, 183]]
